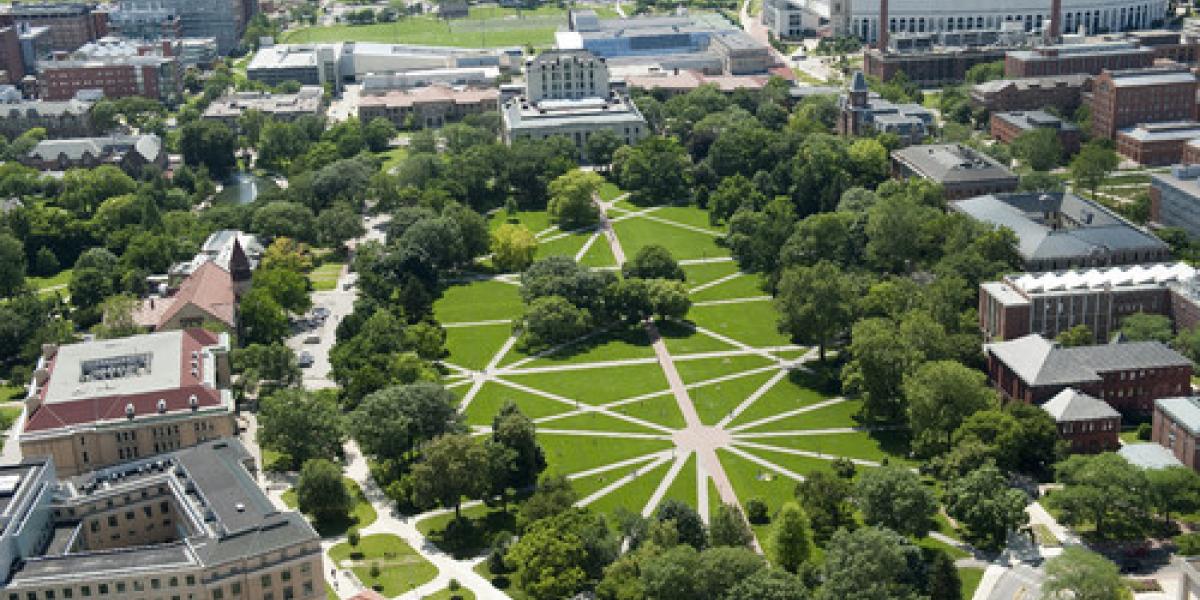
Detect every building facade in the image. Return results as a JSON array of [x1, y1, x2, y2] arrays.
[[1041, 388, 1122, 452], [985, 333, 1192, 414], [110, 0, 255, 55], [0, 94, 96, 138], [358, 85, 498, 129], [970, 74, 1090, 113], [22, 134, 166, 175], [1115, 121, 1200, 166], [0, 3, 108, 52], [1150, 164, 1200, 237], [1005, 42, 1155, 78], [1154, 396, 1200, 470], [37, 38, 181, 103], [890, 143, 1019, 199], [989, 110, 1081, 155], [19, 329, 237, 476], [864, 46, 1009, 87], [837, 71, 932, 144], [202, 86, 325, 127], [1089, 66, 1198, 139]]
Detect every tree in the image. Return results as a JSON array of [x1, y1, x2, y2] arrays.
[[1070, 141, 1119, 199], [614, 136, 692, 205], [491, 223, 537, 272], [261, 237, 313, 272], [1052, 452, 1151, 539], [180, 120, 237, 179], [517, 474, 578, 532], [819, 526, 925, 600], [1057, 324, 1095, 347], [252, 202, 316, 242], [724, 568, 809, 600], [506, 508, 617, 600], [865, 193, 940, 273], [927, 550, 962, 600], [904, 360, 996, 457], [258, 389, 345, 469], [795, 471, 854, 543], [1012, 128, 1063, 171], [854, 466, 936, 537], [943, 463, 1029, 550], [709, 503, 755, 548], [1174, 325, 1200, 364], [770, 502, 814, 573], [709, 174, 765, 224], [349, 382, 461, 463], [410, 433, 499, 519], [295, 458, 351, 522], [841, 317, 923, 422], [622, 244, 684, 281], [238, 288, 289, 345], [584, 129, 623, 165], [518, 295, 592, 350], [316, 204, 366, 248], [779, 211, 859, 269], [693, 546, 768, 600], [32, 246, 59, 277], [363, 117, 397, 152], [0, 233, 26, 297], [1145, 466, 1200, 524], [1119, 312, 1173, 343], [547, 170, 603, 230], [491, 401, 546, 490], [639, 544, 701, 600], [252, 267, 312, 314], [654, 500, 707, 551], [231, 342, 300, 395], [776, 261, 855, 361], [1041, 547, 1127, 600]]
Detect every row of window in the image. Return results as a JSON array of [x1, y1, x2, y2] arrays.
[[8, 574, 196, 600]]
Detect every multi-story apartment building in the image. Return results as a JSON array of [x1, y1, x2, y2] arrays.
[[37, 37, 181, 103], [0, 3, 107, 52], [1088, 66, 1197, 139], [0, 440, 324, 599], [985, 333, 1192, 414], [19, 328, 236, 476]]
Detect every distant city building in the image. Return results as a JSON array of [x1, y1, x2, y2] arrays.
[[1154, 396, 1200, 470], [107, 0, 182, 42], [0, 26, 24, 85], [1004, 41, 1155, 78], [360, 66, 500, 92], [985, 333, 1191, 414], [890, 143, 1019, 199], [203, 85, 325, 127], [989, 110, 1081, 155], [0, 90, 97, 138], [110, 0, 256, 55], [37, 37, 181, 102], [18, 24, 53, 75], [1089, 66, 1197, 139], [1149, 164, 1200, 237], [0, 3, 109, 52], [970, 74, 1089, 113], [837, 71, 932, 144], [502, 50, 648, 160], [22, 134, 166, 175], [762, 0, 826, 39], [558, 11, 773, 76], [977, 262, 1200, 341], [247, 42, 517, 91], [1041, 388, 1121, 452], [358, 85, 498, 129], [20, 328, 235, 476], [1115, 120, 1200, 166], [0, 440, 323, 599], [950, 191, 1168, 271]]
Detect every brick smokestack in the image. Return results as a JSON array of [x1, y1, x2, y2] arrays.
[[878, 0, 889, 50], [1049, 0, 1061, 41]]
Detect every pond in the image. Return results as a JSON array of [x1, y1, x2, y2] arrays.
[[214, 172, 280, 204]]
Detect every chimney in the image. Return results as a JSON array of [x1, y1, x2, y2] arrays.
[[1049, 0, 1062, 42], [878, 0, 889, 50], [161, 39, 172, 57]]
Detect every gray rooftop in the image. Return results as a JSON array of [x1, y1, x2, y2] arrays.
[[952, 192, 1167, 262], [41, 329, 192, 404], [1041, 388, 1120, 421], [993, 110, 1078, 132], [1156, 396, 1200, 437], [1106, 66, 1197, 87], [891, 144, 1016, 184], [986, 334, 1192, 387], [28, 134, 161, 164], [1119, 443, 1185, 469], [1119, 121, 1200, 142]]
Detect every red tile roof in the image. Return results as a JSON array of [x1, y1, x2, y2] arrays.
[[144, 261, 237, 330]]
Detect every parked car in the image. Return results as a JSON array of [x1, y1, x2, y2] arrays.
[[298, 351, 315, 368], [304, 335, 320, 344], [313, 307, 331, 318]]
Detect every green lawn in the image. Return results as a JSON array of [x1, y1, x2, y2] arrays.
[[282, 477, 377, 537], [538, 434, 672, 477], [726, 370, 834, 428], [579, 235, 618, 268], [588, 459, 672, 515], [307, 262, 343, 291], [690, 272, 767, 302], [444, 323, 512, 370], [612, 216, 727, 261], [918, 534, 971, 560], [379, 146, 409, 173], [417, 502, 518, 558], [514, 327, 656, 367], [661, 453, 697, 507], [716, 448, 800, 550], [652, 205, 725, 234], [658, 320, 737, 355], [490, 210, 554, 236], [0, 404, 21, 432], [463, 381, 573, 426], [609, 392, 686, 429], [0, 385, 24, 402], [598, 181, 625, 201], [328, 534, 437, 596], [688, 370, 779, 426], [682, 261, 740, 288], [753, 430, 914, 467], [570, 458, 658, 501], [539, 410, 662, 434], [959, 566, 985, 600], [674, 354, 774, 386], [27, 269, 72, 296], [427, 586, 477, 600], [435, 279, 524, 323], [502, 362, 670, 405], [282, 7, 566, 47], [740, 399, 863, 433], [688, 301, 792, 348]]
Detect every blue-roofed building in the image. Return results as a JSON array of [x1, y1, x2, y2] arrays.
[[1154, 396, 1200, 471], [951, 191, 1170, 271]]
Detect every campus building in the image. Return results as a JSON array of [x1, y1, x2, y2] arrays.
[[109, 0, 256, 54], [977, 262, 1200, 341], [864, 43, 1010, 87], [890, 144, 1019, 200], [202, 86, 325, 127], [1149, 164, 1200, 237], [837, 71, 933, 144], [19, 328, 237, 476], [358, 85, 499, 129], [950, 191, 1168, 271], [0, 91, 98, 138], [1154, 396, 1200, 470], [1041, 388, 1122, 452], [21, 134, 166, 175], [623, 71, 774, 96], [985, 333, 1192, 414], [1115, 121, 1200, 166], [989, 110, 1081, 155], [37, 37, 182, 103], [0, 3, 108, 52], [134, 260, 239, 333], [970, 74, 1090, 113], [501, 50, 648, 161], [0, 440, 324, 599], [1088, 65, 1198, 139], [1005, 41, 1155, 78]]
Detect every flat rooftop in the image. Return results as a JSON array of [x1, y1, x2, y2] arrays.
[[892, 143, 1016, 184], [42, 330, 193, 405], [1003, 262, 1196, 295]]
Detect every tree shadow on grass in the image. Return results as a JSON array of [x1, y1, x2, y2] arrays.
[[530, 326, 652, 363], [425, 506, 518, 559]]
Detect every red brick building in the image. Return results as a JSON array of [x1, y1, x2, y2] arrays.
[[864, 46, 1008, 87], [1004, 42, 1155, 78], [985, 334, 1192, 415], [969, 74, 1090, 114], [0, 26, 23, 85], [1153, 396, 1200, 471], [1041, 388, 1121, 453], [1115, 121, 1200, 166], [37, 38, 180, 103], [1089, 66, 1198, 139], [989, 110, 1082, 156], [0, 3, 107, 52]]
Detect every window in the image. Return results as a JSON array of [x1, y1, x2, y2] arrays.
[[97, 584, 107, 594], [151, 579, 161, 590], [213, 591, 224, 600], [107, 516, 117, 527], [230, 582, 241, 596], [281, 570, 291, 582], [261, 574, 272, 588]]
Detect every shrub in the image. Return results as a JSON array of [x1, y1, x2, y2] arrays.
[[1136, 423, 1152, 441], [746, 498, 770, 525], [348, 529, 360, 547], [1176, 532, 1200, 556], [832, 457, 857, 479], [369, 562, 381, 578]]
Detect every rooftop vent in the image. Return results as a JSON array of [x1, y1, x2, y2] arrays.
[[156, 398, 167, 413], [125, 403, 135, 419], [235, 503, 246, 512], [189, 394, 198, 410]]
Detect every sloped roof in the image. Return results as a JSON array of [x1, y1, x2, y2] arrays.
[[1041, 388, 1120, 422], [1119, 443, 1184, 470], [986, 334, 1191, 387], [1156, 396, 1200, 437], [156, 261, 236, 330]]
